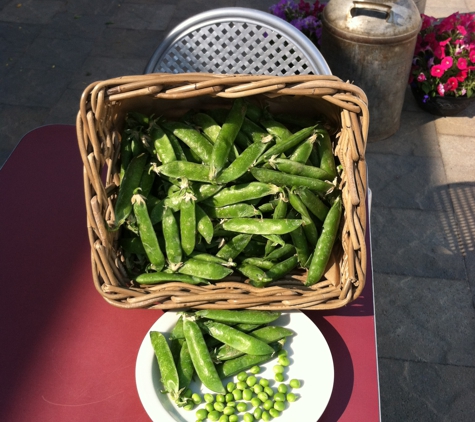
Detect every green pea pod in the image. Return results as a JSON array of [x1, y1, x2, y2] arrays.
[[182, 316, 225, 394], [195, 309, 281, 325], [265, 243, 296, 261], [135, 272, 208, 285], [150, 331, 180, 398], [132, 192, 165, 271], [306, 196, 342, 286], [259, 118, 293, 142], [162, 207, 183, 270], [180, 192, 197, 256], [216, 141, 269, 184], [195, 204, 214, 244], [189, 251, 235, 267], [264, 255, 299, 283], [162, 128, 188, 162], [204, 320, 275, 356], [250, 325, 293, 342], [202, 203, 259, 219], [149, 199, 166, 225], [287, 209, 311, 268], [272, 158, 332, 181], [210, 98, 247, 179], [222, 218, 303, 235], [170, 316, 185, 340], [257, 202, 276, 214], [179, 258, 233, 280], [237, 263, 273, 285], [251, 167, 335, 195], [161, 120, 213, 164], [192, 112, 221, 143], [257, 126, 316, 164], [240, 257, 275, 270], [192, 183, 224, 202], [296, 187, 330, 223], [213, 326, 292, 362], [235, 323, 264, 332], [317, 129, 337, 180], [265, 193, 288, 255], [288, 134, 316, 163], [216, 340, 284, 379], [240, 117, 273, 143], [175, 340, 194, 392], [288, 190, 319, 247], [114, 153, 147, 227], [156, 161, 213, 183], [204, 182, 281, 207], [150, 122, 177, 164], [216, 234, 253, 260]]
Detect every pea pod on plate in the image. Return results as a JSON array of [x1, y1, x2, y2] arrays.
[[183, 315, 225, 394], [150, 331, 180, 399], [203, 320, 275, 355]]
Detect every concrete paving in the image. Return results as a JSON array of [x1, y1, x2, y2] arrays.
[[1, 0, 474, 420]]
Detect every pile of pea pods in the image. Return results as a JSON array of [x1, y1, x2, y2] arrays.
[[115, 98, 343, 288], [151, 309, 301, 421]]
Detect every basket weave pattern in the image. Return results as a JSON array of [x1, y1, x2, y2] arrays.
[[76, 73, 369, 310]]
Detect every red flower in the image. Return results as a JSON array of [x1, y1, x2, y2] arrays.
[[456, 70, 468, 82], [433, 44, 446, 59], [430, 65, 445, 78], [470, 50, 475, 63], [444, 77, 458, 92], [457, 57, 467, 70], [441, 56, 453, 70]]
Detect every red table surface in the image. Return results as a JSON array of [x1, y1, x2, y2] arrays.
[[0, 125, 380, 422]]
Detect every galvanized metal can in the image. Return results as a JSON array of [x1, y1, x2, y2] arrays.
[[321, 0, 421, 141]]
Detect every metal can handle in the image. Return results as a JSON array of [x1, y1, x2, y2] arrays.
[[350, 1, 394, 23]]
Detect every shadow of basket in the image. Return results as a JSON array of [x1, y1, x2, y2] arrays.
[[432, 182, 475, 306]]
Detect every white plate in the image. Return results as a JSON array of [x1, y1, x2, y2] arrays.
[[136, 311, 334, 422]]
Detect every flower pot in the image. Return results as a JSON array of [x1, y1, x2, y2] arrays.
[[411, 88, 475, 117]]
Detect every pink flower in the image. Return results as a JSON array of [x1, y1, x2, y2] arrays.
[[444, 77, 458, 92], [470, 50, 475, 63], [437, 83, 445, 96], [439, 38, 451, 46], [457, 57, 467, 70], [417, 73, 427, 82], [440, 56, 453, 70], [457, 25, 467, 36], [430, 64, 445, 78]]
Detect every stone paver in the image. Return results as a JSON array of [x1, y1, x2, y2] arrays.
[[375, 273, 475, 365], [379, 358, 475, 422], [438, 134, 475, 183]]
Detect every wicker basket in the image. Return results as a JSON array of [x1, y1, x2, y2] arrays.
[[76, 73, 369, 310]]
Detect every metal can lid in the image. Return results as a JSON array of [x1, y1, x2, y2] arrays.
[[322, 0, 422, 43]]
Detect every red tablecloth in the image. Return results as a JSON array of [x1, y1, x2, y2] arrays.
[[0, 125, 380, 421]]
